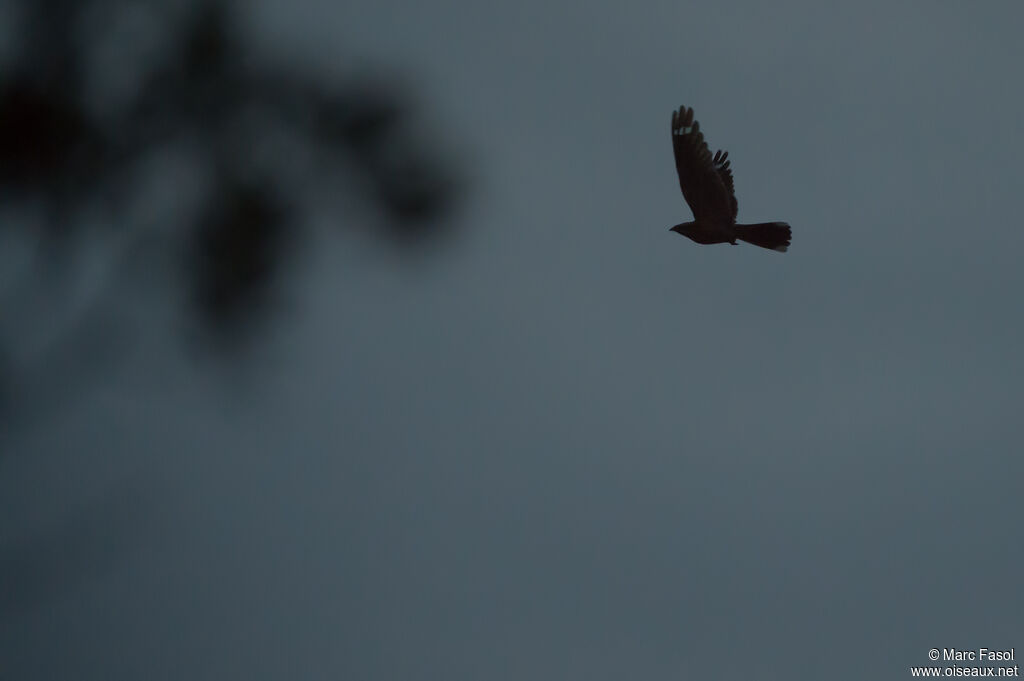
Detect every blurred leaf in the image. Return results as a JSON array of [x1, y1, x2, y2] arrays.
[[188, 179, 291, 336], [0, 80, 95, 195]]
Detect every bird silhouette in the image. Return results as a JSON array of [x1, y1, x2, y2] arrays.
[[669, 106, 791, 252]]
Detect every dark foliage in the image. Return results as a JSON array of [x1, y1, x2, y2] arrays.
[[0, 0, 463, 428], [0, 0, 465, 621], [188, 178, 289, 337]]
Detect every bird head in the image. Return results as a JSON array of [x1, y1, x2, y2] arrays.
[[669, 222, 696, 238]]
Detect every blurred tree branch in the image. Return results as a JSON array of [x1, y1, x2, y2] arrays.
[[0, 0, 463, 436]]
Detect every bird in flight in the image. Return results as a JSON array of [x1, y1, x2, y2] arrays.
[[669, 106, 791, 252]]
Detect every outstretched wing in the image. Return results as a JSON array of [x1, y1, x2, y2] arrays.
[[671, 106, 735, 224], [712, 149, 739, 221]]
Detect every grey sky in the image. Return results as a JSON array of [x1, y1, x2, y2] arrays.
[[3, 0, 1023, 679]]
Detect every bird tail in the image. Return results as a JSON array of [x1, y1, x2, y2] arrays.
[[735, 222, 791, 252]]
